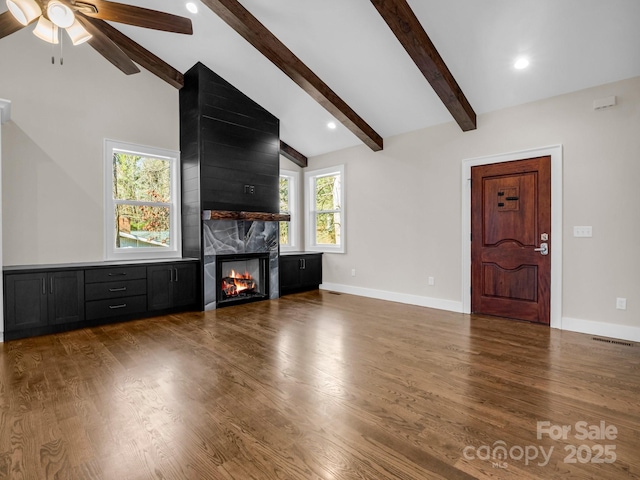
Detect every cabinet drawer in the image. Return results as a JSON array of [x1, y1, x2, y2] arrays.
[[85, 279, 147, 301], [85, 266, 146, 284], [85, 295, 147, 320]]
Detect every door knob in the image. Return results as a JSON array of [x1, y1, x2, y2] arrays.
[[534, 242, 549, 255]]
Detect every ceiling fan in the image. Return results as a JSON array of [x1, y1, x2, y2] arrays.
[[0, 0, 192, 74]]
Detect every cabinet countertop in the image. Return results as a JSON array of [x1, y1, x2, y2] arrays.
[[3, 257, 200, 273], [279, 252, 323, 257]]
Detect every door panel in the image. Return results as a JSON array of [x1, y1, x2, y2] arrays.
[[482, 264, 537, 302], [471, 156, 551, 324], [48, 271, 85, 325], [483, 174, 537, 247]]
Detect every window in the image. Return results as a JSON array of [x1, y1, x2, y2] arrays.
[[304, 165, 345, 253], [279, 169, 300, 251], [104, 139, 181, 260]]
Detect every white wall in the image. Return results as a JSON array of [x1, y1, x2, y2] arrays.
[[312, 76, 640, 340], [0, 28, 179, 265]]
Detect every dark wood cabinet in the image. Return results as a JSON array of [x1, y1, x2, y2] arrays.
[[85, 265, 147, 321], [5, 270, 84, 331], [147, 263, 198, 311], [279, 253, 322, 296], [172, 263, 198, 307], [4, 259, 199, 341], [5, 272, 48, 331], [48, 271, 85, 325]]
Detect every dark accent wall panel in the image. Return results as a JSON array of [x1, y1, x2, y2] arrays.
[[179, 62, 281, 310], [181, 63, 279, 215], [180, 64, 204, 308]]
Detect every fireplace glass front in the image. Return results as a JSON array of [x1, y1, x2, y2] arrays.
[[216, 253, 270, 306]]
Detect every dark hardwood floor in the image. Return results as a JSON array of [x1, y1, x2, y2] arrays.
[[1, 290, 639, 479]]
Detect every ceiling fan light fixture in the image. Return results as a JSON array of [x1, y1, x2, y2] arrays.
[[66, 18, 92, 45], [47, 0, 76, 28], [33, 16, 59, 44], [6, 0, 42, 25]]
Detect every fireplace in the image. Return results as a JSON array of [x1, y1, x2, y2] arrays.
[[215, 253, 270, 307]]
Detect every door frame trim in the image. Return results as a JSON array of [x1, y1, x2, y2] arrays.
[[461, 145, 563, 329]]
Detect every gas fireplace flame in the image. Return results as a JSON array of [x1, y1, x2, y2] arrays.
[[222, 269, 257, 298], [229, 269, 252, 280]]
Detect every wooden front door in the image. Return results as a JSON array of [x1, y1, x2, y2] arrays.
[[471, 156, 551, 324]]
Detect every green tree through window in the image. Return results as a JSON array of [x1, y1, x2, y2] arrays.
[[112, 152, 171, 248], [279, 175, 290, 245], [314, 174, 341, 245]]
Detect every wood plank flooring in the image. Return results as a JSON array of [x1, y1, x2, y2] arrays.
[[0, 290, 639, 479]]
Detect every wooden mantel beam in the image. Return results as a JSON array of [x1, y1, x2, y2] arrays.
[[200, 0, 384, 151], [280, 141, 308, 168], [370, 0, 476, 131]]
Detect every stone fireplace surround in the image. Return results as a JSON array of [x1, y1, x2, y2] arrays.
[[203, 219, 279, 310]]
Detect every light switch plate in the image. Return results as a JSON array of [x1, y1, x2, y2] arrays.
[[573, 226, 593, 237]]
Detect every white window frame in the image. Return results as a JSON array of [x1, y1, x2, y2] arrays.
[[104, 139, 181, 261], [304, 164, 345, 254], [279, 169, 300, 252]]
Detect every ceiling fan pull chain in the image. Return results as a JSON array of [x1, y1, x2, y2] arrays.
[[60, 28, 63, 65]]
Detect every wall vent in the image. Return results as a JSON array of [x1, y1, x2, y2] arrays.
[[592, 337, 634, 347]]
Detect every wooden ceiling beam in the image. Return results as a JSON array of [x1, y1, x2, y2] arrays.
[[279, 141, 308, 168], [200, 0, 383, 151], [370, 0, 476, 131], [84, 18, 185, 89]]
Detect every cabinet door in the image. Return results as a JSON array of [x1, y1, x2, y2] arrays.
[[279, 256, 301, 291], [172, 263, 197, 307], [147, 266, 173, 311], [48, 271, 85, 325], [4, 273, 48, 331], [299, 255, 322, 288]]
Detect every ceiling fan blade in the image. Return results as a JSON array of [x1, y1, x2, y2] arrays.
[[76, 13, 140, 75], [84, 17, 184, 88], [0, 10, 27, 40], [82, 0, 193, 35]]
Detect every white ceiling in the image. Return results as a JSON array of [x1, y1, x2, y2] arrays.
[[4, 0, 640, 157]]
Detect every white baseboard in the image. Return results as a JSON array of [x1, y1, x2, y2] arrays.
[[0, 333, 3, 343], [320, 283, 464, 313], [561, 317, 640, 342], [319, 284, 639, 343]]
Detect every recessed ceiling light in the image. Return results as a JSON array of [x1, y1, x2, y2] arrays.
[[327, 121, 337, 130], [514, 57, 530, 70], [186, 2, 198, 14]]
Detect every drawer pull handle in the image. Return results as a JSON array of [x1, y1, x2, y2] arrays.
[[108, 304, 127, 309], [109, 287, 127, 292], [108, 272, 127, 276]]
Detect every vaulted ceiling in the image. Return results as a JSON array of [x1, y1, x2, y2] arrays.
[[2, 0, 640, 158]]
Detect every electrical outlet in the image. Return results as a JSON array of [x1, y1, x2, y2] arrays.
[[351, 269, 356, 277], [616, 298, 627, 310], [428, 276, 435, 286]]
